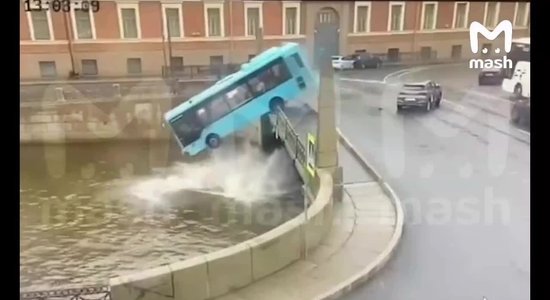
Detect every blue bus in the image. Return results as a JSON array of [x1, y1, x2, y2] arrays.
[[164, 42, 317, 156]]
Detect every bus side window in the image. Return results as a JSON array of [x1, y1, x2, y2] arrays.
[[249, 70, 269, 94], [269, 61, 291, 86], [225, 83, 252, 109], [204, 95, 231, 125]]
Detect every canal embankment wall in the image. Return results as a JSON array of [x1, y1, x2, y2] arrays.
[[109, 169, 334, 300]]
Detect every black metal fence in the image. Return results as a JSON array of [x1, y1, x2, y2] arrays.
[[20, 285, 110, 300], [162, 64, 241, 80]]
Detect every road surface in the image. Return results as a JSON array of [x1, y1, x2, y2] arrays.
[[335, 64, 529, 300], [276, 64, 530, 300]]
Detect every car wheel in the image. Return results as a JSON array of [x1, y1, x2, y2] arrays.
[[510, 106, 521, 125], [478, 78, 485, 86], [425, 99, 432, 112], [206, 134, 221, 149], [514, 84, 523, 99], [435, 98, 441, 108], [397, 105, 403, 113]]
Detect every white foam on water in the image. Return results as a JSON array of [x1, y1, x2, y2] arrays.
[[128, 144, 300, 204]]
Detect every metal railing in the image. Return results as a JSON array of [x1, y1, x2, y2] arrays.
[[273, 107, 307, 168], [20, 285, 110, 300], [162, 64, 241, 79]]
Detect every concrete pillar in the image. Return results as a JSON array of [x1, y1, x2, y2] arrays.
[[315, 58, 343, 202]]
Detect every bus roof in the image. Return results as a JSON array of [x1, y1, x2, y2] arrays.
[[512, 37, 530, 45], [165, 42, 301, 121]]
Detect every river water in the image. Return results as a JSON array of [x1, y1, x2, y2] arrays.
[[20, 140, 303, 291]]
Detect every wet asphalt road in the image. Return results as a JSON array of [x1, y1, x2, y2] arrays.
[[334, 64, 530, 300]]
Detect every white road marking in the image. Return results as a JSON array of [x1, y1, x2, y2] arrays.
[[339, 78, 385, 84], [451, 88, 511, 104], [443, 99, 531, 138]]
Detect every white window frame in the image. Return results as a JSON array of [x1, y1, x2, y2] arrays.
[[354, 1, 372, 33], [70, 9, 97, 40], [513, 2, 530, 28], [483, 2, 500, 28], [244, 1, 263, 37], [117, 3, 142, 39], [25, 3, 54, 41], [387, 2, 406, 32], [420, 2, 438, 30], [452, 2, 470, 29], [162, 3, 184, 38], [204, 2, 225, 38], [282, 2, 301, 36]]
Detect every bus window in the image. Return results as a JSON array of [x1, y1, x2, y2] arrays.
[[204, 95, 231, 125], [265, 60, 291, 90], [225, 82, 253, 109]]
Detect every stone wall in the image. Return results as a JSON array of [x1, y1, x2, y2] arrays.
[[20, 81, 214, 143]]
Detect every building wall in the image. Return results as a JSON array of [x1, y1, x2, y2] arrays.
[[20, 0, 530, 81]]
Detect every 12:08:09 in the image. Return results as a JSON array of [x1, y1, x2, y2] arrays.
[[24, 0, 100, 13]]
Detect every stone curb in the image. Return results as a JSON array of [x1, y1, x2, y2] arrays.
[[312, 128, 405, 300]]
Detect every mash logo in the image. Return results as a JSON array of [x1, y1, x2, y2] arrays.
[[468, 20, 513, 69]]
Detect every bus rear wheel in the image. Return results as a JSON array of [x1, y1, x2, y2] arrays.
[[269, 97, 285, 113], [206, 134, 221, 149]]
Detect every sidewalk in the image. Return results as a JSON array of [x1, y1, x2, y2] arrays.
[[213, 143, 402, 300]]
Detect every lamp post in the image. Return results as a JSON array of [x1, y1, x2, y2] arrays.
[[64, 11, 77, 77]]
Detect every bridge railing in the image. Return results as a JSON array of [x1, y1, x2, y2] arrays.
[[20, 285, 110, 300], [272, 107, 320, 198], [273, 107, 306, 166]]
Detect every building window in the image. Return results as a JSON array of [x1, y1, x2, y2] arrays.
[[39, 61, 57, 78], [451, 45, 462, 59], [283, 2, 300, 35], [205, 3, 224, 37], [118, 4, 141, 39], [421, 2, 437, 30], [514, 2, 529, 27], [170, 56, 184, 72], [420, 47, 432, 60], [28, 10, 53, 40], [387, 48, 400, 62], [319, 11, 334, 24], [163, 5, 183, 38], [81, 59, 98, 76], [127, 58, 142, 75], [482, 43, 492, 57], [388, 2, 405, 31], [354, 2, 371, 33], [245, 2, 262, 37], [453, 2, 469, 29], [72, 10, 95, 39], [484, 2, 500, 28], [210, 56, 224, 66]]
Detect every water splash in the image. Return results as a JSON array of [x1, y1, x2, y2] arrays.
[[128, 144, 300, 203]]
